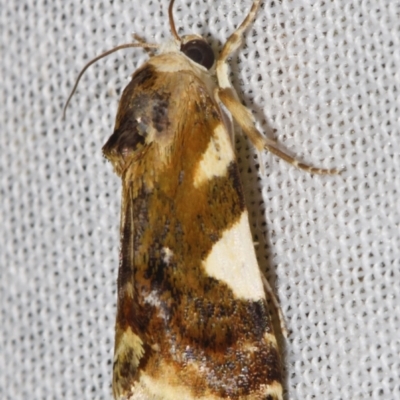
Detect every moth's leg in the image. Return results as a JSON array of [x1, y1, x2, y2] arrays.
[[132, 34, 157, 56], [216, 0, 262, 90], [216, 1, 337, 174], [218, 87, 338, 175], [261, 275, 288, 339]]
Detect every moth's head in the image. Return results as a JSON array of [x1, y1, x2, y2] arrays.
[[167, 1, 215, 70], [178, 35, 215, 70]]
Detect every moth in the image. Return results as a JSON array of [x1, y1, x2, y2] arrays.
[[64, 0, 336, 399]]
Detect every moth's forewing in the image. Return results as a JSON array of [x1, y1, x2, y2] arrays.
[[103, 52, 282, 400]]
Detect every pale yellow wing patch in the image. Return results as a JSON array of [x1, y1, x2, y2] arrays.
[[193, 123, 235, 188], [202, 210, 265, 301]]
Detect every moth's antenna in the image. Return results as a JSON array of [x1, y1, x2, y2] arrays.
[[63, 42, 158, 119], [168, 0, 181, 42]]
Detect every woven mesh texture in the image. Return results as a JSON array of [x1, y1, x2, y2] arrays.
[[1, 0, 399, 399]]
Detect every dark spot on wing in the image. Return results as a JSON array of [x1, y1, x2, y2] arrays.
[[103, 64, 170, 160], [227, 161, 245, 210], [104, 117, 145, 159], [151, 93, 170, 132], [133, 65, 155, 86]]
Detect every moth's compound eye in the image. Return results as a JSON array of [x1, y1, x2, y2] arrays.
[[181, 40, 215, 69]]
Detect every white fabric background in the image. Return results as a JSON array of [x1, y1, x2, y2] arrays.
[[1, 0, 399, 399]]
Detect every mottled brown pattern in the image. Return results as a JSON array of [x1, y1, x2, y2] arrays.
[[104, 53, 282, 399]]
